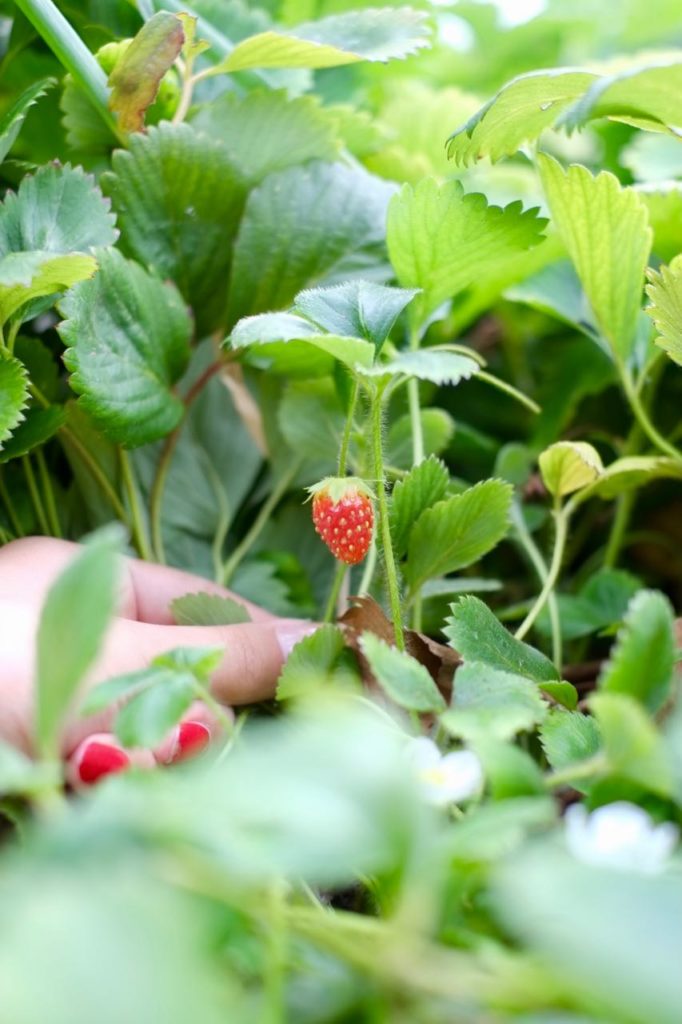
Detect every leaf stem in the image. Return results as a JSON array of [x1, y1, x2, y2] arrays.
[[407, 377, 425, 465], [13, 0, 121, 140], [621, 368, 681, 460], [323, 562, 347, 623], [35, 448, 62, 537], [371, 383, 405, 650], [22, 455, 49, 533], [0, 471, 24, 537], [515, 498, 567, 643], [221, 459, 302, 585], [119, 449, 153, 560], [545, 753, 607, 790], [337, 377, 359, 477], [510, 500, 562, 669], [357, 536, 377, 596], [192, 680, 234, 738]]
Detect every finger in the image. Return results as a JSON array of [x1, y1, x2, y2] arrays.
[[153, 700, 228, 765], [65, 733, 155, 789], [89, 617, 318, 708], [125, 558, 275, 624]]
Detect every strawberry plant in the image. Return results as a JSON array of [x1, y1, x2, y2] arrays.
[[1, 1, 682, 1021]]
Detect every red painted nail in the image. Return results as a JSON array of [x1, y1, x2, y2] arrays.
[[172, 721, 211, 763], [78, 742, 130, 785]]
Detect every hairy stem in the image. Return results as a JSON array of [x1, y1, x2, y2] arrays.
[[511, 500, 562, 670], [323, 562, 347, 623], [119, 449, 153, 561], [371, 385, 405, 650], [337, 377, 359, 477], [515, 499, 567, 643], [221, 459, 302, 586]]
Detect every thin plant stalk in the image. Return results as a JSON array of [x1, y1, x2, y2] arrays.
[[515, 497, 567, 643], [22, 455, 49, 534], [0, 472, 24, 537], [371, 383, 405, 650], [323, 561, 347, 623], [510, 500, 562, 669], [119, 448, 153, 561], [337, 377, 359, 477], [35, 448, 62, 538]]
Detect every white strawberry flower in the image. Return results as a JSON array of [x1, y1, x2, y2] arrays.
[[565, 801, 678, 874], [407, 737, 483, 807]]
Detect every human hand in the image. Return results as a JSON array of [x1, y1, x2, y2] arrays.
[[0, 537, 315, 785]]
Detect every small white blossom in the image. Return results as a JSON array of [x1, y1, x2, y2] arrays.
[[407, 737, 483, 807], [565, 801, 678, 874]]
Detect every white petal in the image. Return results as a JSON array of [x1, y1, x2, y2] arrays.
[[405, 736, 442, 772], [438, 750, 484, 803], [565, 801, 677, 873]]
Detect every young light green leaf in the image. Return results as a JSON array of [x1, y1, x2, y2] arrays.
[[538, 155, 652, 364], [387, 408, 455, 468], [277, 625, 351, 700], [36, 527, 123, 758], [390, 455, 449, 558], [115, 673, 196, 748], [405, 479, 512, 592], [152, 646, 223, 683], [171, 592, 252, 626], [0, 740, 60, 797], [364, 349, 480, 385], [447, 68, 597, 166], [561, 58, 682, 134], [229, 311, 375, 373], [540, 709, 601, 772], [102, 123, 246, 334], [0, 77, 55, 164], [0, 406, 65, 463], [0, 251, 97, 326], [293, 281, 418, 353], [578, 455, 682, 501], [539, 680, 578, 710], [473, 737, 544, 799], [538, 440, 604, 497], [598, 590, 675, 713], [81, 667, 163, 716], [646, 253, 682, 366], [0, 355, 29, 449], [191, 89, 340, 185], [589, 691, 674, 796], [227, 161, 393, 325], [0, 164, 118, 256], [214, 7, 429, 72], [443, 662, 547, 741], [359, 632, 446, 713], [59, 248, 191, 448], [387, 177, 546, 326], [108, 12, 184, 133], [445, 595, 559, 682]]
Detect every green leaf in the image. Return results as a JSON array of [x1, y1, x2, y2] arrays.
[[646, 253, 682, 366], [561, 58, 682, 135], [36, 527, 123, 758], [81, 668, 162, 716], [0, 355, 29, 449], [59, 248, 192, 448], [359, 632, 446, 713], [443, 662, 547, 741], [597, 590, 675, 713], [495, 844, 682, 1024], [0, 77, 55, 165], [152, 645, 223, 683], [539, 680, 578, 709], [277, 625, 350, 700], [191, 89, 340, 185], [0, 251, 97, 326], [390, 455, 449, 559], [538, 440, 604, 497], [446, 68, 597, 166], [445, 595, 559, 682], [405, 480, 512, 592], [540, 709, 601, 772], [364, 349, 480, 385], [229, 311, 375, 374], [278, 379, 344, 464], [589, 692, 674, 796], [387, 408, 455, 469], [0, 406, 65, 463], [293, 281, 418, 354], [214, 7, 429, 72], [473, 737, 544, 799], [227, 161, 393, 325], [102, 123, 247, 334], [108, 12, 184, 134], [447, 797, 556, 863], [170, 592, 252, 626], [581, 455, 682, 501], [0, 164, 118, 256], [115, 674, 196, 748], [538, 155, 652, 364], [387, 177, 546, 326]]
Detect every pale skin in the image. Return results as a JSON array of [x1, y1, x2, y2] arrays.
[[0, 537, 316, 784]]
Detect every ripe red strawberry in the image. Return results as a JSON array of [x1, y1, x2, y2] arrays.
[[309, 477, 374, 565]]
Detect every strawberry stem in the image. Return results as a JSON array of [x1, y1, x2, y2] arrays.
[[324, 561, 348, 622], [338, 377, 360, 476], [371, 382, 405, 650]]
